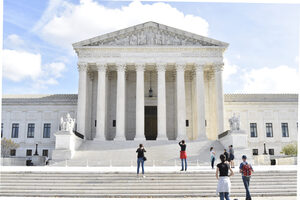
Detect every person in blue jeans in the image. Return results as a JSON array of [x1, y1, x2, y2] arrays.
[[179, 140, 187, 171], [239, 155, 254, 200], [136, 144, 146, 178], [216, 154, 234, 200]]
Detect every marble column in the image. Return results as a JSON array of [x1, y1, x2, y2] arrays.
[[195, 64, 206, 139], [95, 63, 107, 140], [157, 63, 167, 140], [215, 63, 225, 135], [115, 63, 126, 140], [135, 64, 145, 140], [76, 62, 88, 137], [176, 63, 186, 140]]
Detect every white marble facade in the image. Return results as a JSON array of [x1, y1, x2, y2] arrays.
[[73, 21, 228, 141], [1, 22, 298, 159]]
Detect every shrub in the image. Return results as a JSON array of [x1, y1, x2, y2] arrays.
[[281, 143, 297, 156], [1, 137, 20, 157]]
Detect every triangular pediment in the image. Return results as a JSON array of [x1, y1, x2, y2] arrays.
[[73, 21, 228, 47]]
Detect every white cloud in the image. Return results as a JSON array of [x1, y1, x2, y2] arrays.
[[5, 34, 25, 49], [223, 58, 239, 82], [241, 65, 300, 93], [3, 49, 42, 81], [33, 0, 209, 49], [3, 49, 66, 87]]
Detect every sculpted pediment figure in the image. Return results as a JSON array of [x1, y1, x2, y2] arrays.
[[73, 21, 228, 47]]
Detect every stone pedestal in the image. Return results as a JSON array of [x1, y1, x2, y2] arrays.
[[253, 155, 271, 165], [52, 130, 83, 161], [31, 155, 46, 166], [219, 130, 253, 163]]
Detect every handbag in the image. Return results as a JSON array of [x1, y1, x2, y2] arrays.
[[143, 157, 147, 161]]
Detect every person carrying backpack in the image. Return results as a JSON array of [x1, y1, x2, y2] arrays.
[[239, 155, 254, 200]]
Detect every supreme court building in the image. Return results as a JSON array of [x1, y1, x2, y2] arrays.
[[73, 21, 227, 142], [1, 22, 298, 162]]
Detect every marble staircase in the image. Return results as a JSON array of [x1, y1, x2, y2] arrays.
[[51, 139, 226, 166], [0, 170, 296, 197]]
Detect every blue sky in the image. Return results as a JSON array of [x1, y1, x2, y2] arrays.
[[3, 0, 300, 94]]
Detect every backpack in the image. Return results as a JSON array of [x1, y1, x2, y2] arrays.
[[242, 163, 252, 177]]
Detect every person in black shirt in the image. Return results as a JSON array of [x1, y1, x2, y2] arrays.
[[179, 140, 187, 171], [224, 149, 229, 162], [136, 144, 146, 177], [216, 154, 234, 200]]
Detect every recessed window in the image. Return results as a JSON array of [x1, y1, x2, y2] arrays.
[[266, 123, 273, 137], [10, 149, 16, 156], [113, 120, 116, 127], [11, 123, 19, 138], [42, 149, 49, 157], [250, 123, 258, 137], [252, 149, 258, 156], [43, 123, 51, 138], [26, 149, 32, 156], [27, 123, 35, 138], [186, 120, 189, 127], [269, 149, 274, 155], [281, 123, 289, 137]]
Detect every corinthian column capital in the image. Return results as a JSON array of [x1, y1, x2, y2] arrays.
[[77, 62, 88, 71], [135, 63, 145, 72], [156, 63, 167, 72], [96, 63, 107, 72], [194, 63, 205, 73], [116, 63, 126, 72], [175, 63, 186, 72], [214, 62, 224, 72]]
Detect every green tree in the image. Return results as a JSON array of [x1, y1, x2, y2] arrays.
[[1, 137, 20, 157], [281, 143, 298, 156]]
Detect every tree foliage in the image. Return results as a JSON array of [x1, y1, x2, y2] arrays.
[[1, 137, 20, 157], [281, 143, 298, 156]]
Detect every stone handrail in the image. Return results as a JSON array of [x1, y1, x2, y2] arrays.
[[218, 130, 230, 139]]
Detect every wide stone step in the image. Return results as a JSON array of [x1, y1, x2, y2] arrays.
[[1, 185, 297, 190], [0, 192, 297, 198], [0, 171, 296, 197], [1, 181, 296, 186]]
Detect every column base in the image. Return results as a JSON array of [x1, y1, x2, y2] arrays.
[[113, 137, 125, 141], [93, 137, 106, 141], [134, 137, 146, 141], [156, 137, 168, 141]]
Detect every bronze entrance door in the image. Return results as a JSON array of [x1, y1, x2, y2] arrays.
[[144, 106, 157, 140]]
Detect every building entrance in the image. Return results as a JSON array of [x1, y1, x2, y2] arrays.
[[144, 106, 157, 140]]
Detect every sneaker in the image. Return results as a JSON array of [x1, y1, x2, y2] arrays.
[[143, 175, 146, 178]]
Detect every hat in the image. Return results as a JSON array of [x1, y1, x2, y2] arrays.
[[242, 155, 247, 159]]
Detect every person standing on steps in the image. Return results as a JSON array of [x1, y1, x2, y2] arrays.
[[216, 154, 234, 200], [210, 147, 216, 169], [224, 149, 229, 163], [240, 155, 254, 200], [136, 144, 146, 178], [178, 140, 187, 171], [229, 145, 235, 168]]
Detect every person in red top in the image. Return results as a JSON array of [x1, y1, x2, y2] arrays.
[[239, 155, 254, 200], [179, 140, 187, 171]]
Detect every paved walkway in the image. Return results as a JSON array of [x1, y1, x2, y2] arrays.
[[0, 197, 297, 200]]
